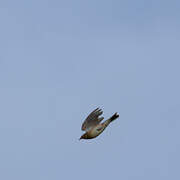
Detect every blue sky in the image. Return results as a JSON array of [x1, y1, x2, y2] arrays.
[[0, 0, 180, 179]]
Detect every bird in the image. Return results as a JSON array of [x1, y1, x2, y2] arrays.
[[79, 108, 119, 140]]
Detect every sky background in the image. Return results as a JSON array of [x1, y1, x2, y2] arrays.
[[0, 0, 180, 179]]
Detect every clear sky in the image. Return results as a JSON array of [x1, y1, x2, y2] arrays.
[[0, 0, 180, 179]]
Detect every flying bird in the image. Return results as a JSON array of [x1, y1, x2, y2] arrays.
[[79, 108, 119, 140]]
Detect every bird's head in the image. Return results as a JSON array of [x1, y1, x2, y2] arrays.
[[79, 133, 88, 140]]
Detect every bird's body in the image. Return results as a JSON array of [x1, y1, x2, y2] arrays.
[[80, 108, 119, 140], [81, 120, 110, 139]]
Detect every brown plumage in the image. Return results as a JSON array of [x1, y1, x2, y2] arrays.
[[79, 108, 119, 140]]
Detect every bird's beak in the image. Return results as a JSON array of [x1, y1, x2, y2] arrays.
[[79, 136, 83, 140]]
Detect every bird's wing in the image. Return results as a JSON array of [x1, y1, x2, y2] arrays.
[[81, 108, 104, 131]]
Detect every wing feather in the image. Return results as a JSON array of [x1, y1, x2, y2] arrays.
[[81, 108, 104, 131]]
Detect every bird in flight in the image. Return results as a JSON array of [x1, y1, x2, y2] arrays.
[[79, 108, 119, 140]]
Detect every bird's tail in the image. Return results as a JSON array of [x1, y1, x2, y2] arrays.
[[110, 112, 119, 122]]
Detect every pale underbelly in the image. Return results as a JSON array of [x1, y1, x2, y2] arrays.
[[89, 126, 105, 138]]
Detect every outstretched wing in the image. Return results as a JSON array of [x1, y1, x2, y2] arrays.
[[81, 108, 104, 131]]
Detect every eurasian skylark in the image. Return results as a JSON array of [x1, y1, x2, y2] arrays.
[[79, 108, 119, 140]]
